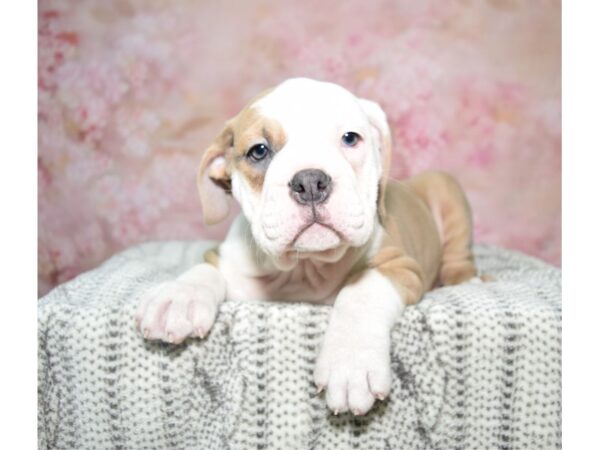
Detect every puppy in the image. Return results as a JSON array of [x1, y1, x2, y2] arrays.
[[135, 78, 478, 416]]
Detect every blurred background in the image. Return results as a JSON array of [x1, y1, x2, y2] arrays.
[[38, 0, 561, 296]]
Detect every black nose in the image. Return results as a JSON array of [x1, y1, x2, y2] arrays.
[[289, 169, 332, 205]]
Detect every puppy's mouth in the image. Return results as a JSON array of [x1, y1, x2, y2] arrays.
[[289, 220, 344, 252]]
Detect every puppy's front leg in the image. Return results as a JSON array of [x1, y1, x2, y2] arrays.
[[314, 269, 404, 415], [135, 263, 226, 344]]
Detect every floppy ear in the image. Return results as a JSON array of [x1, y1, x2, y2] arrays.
[[358, 98, 392, 218], [197, 123, 234, 225]]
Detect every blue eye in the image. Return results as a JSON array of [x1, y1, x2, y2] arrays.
[[247, 144, 270, 161], [342, 132, 361, 147]]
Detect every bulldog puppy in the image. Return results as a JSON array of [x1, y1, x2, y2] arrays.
[[135, 78, 478, 415]]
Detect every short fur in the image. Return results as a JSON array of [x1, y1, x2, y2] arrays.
[[136, 78, 480, 415]]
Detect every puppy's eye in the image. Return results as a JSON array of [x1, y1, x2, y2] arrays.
[[341, 132, 361, 147], [247, 143, 270, 162]]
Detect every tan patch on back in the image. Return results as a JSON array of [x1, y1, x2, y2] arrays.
[[379, 181, 442, 285], [367, 179, 445, 305], [370, 172, 479, 304], [405, 171, 477, 286]]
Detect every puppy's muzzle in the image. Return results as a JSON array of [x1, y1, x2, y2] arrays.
[[289, 169, 332, 206]]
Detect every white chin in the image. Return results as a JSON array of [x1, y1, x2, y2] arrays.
[[293, 223, 341, 252]]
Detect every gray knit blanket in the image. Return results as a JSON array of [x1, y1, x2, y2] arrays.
[[38, 241, 561, 450]]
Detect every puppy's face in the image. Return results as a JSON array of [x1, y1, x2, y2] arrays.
[[198, 78, 391, 262]]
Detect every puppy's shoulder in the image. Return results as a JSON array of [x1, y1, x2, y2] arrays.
[[381, 178, 431, 220]]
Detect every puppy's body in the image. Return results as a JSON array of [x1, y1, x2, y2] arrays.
[[136, 78, 478, 415], [212, 173, 474, 306]]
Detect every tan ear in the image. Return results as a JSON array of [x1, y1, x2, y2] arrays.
[[358, 98, 392, 218], [197, 123, 234, 225]]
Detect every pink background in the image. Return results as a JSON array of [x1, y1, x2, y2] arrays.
[[38, 0, 561, 296]]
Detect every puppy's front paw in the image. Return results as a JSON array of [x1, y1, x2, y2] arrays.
[[135, 280, 218, 344], [314, 331, 391, 416]]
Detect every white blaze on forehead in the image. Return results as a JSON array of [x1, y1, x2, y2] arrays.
[[254, 78, 370, 143]]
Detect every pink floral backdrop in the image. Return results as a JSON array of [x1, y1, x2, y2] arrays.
[[38, 0, 561, 296]]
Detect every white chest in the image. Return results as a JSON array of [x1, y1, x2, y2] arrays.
[[220, 252, 362, 304]]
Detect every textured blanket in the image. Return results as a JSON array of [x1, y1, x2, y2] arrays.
[[38, 241, 561, 450]]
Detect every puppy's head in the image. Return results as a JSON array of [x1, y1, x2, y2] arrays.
[[198, 78, 391, 263]]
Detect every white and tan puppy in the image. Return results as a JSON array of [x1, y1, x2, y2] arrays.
[[135, 78, 478, 416]]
